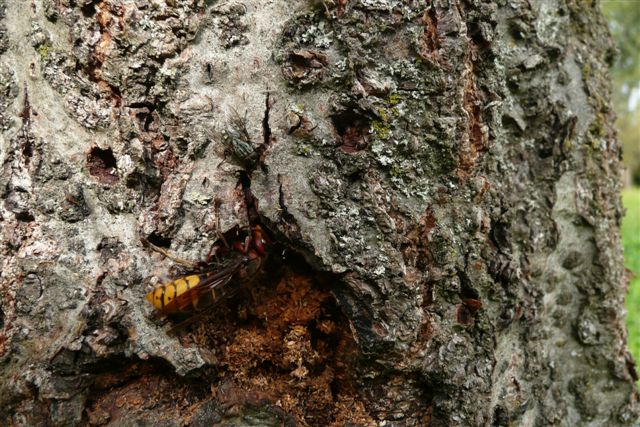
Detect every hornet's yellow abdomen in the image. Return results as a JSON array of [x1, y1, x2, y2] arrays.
[[146, 274, 202, 314]]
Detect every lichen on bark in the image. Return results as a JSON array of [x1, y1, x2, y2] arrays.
[[0, 0, 637, 426]]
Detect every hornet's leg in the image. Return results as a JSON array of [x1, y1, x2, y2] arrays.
[[140, 238, 200, 270]]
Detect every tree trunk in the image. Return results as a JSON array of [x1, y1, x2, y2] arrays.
[[0, 0, 637, 425]]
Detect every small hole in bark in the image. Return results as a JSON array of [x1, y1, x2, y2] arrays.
[[87, 147, 119, 185], [508, 21, 527, 40], [0, 305, 4, 329], [287, 50, 327, 72], [204, 62, 214, 81], [22, 139, 33, 159], [467, 22, 492, 50], [97, 237, 124, 262], [456, 304, 473, 325], [80, 1, 97, 17], [144, 115, 154, 131], [146, 232, 172, 249], [15, 211, 35, 222], [331, 110, 370, 153], [129, 102, 156, 131], [500, 114, 522, 135], [458, 271, 480, 300], [538, 143, 554, 158], [282, 49, 328, 86], [492, 405, 510, 426]]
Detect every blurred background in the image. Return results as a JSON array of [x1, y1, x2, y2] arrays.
[[602, 1, 640, 377]]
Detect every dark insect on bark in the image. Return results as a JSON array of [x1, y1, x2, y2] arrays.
[[221, 108, 259, 170], [221, 93, 274, 173]]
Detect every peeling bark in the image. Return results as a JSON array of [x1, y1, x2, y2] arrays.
[[0, 0, 637, 425]]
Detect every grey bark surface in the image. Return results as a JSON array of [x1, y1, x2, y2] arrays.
[[0, 0, 637, 426]]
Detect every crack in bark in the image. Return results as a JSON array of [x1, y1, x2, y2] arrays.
[[19, 84, 33, 162]]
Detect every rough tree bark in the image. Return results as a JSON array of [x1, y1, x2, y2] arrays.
[[0, 0, 637, 425]]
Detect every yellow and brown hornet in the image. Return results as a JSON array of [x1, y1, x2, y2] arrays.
[[143, 226, 270, 319]]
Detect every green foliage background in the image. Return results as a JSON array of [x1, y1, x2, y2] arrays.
[[602, 1, 640, 378], [623, 188, 640, 368], [602, 1, 640, 183]]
